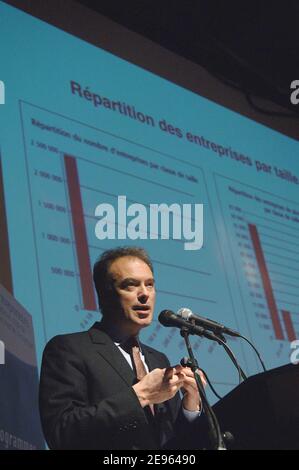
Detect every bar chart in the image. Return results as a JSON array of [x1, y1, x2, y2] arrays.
[[215, 174, 299, 367]]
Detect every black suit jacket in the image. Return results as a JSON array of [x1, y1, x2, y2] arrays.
[[39, 322, 196, 450]]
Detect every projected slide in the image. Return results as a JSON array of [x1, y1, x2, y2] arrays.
[[214, 175, 299, 366], [18, 101, 246, 393], [0, 1, 299, 408]]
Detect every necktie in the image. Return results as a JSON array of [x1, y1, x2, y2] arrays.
[[122, 337, 155, 415]]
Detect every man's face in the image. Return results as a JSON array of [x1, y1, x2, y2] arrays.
[[107, 256, 156, 335]]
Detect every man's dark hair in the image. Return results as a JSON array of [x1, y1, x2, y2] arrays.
[[93, 246, 154, 315]]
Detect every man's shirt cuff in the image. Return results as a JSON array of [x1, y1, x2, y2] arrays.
[[182, 406, 202, 422]]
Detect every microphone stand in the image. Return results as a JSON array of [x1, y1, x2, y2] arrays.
[[180, 327, 227, 450]]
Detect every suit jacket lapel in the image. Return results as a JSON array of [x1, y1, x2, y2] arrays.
[[89, 322, 136, 386]]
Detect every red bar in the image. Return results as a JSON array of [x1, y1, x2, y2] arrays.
[[282, 310, 297, 342], [64, 155, 97, 311], [0, 158, 13, 294], [248, 223, 284, 340]]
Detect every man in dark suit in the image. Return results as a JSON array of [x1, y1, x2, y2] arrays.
[[39, 247, 203, 449]]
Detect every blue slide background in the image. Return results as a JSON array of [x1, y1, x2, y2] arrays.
[[0, 1, 299, 411]]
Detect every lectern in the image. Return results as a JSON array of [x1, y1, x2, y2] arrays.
[[210, 363, 299, 449]]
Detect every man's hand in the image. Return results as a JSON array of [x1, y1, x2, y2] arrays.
[[133, 367, 185, 407], [175, 366, 206, 412]]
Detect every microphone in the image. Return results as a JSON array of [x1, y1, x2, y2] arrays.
[[177, 308, 240, 337], [158, 310, 219, 341]]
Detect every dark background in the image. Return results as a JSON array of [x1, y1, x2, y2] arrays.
[[77, 0, 299, 117]]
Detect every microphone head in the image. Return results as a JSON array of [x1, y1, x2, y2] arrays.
[[158, 309, 189, 330], [177, 307, 192, 320], [158, 309, 176, 326]]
